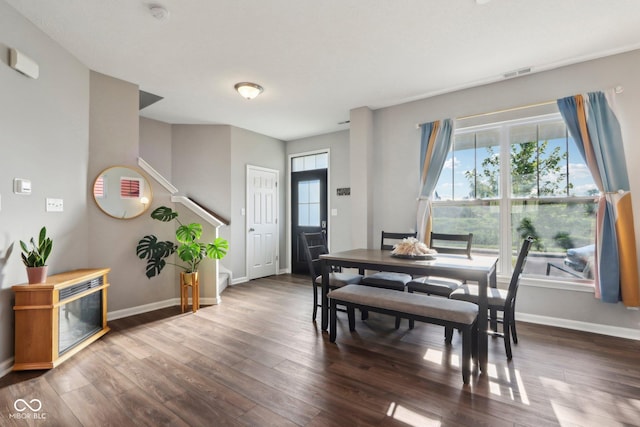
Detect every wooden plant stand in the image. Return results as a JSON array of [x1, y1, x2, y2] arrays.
[[180, 271, 200, 313]]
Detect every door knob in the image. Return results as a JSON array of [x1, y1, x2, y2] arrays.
[[248, 228, 255, 232]]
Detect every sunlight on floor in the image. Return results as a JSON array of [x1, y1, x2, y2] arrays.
[[387, 402, 441, 427], [541, 376, 640, 425], [423, 348, 459, 367], [551, 401, 625, 427], [486, 363, 530, 405]]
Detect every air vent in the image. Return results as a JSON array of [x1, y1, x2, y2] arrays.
[[503, 67, 532, 79], [59, 276, 103, 301]]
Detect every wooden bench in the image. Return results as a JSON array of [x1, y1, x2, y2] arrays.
[[328, 284, 479, 384]]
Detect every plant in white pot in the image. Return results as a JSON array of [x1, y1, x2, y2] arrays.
[[20, 226, 53, 284], [136, 206, 228, 282]]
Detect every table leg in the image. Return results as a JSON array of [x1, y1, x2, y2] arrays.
[[478, 266, 498, 372], [321, 260, 330, 331]]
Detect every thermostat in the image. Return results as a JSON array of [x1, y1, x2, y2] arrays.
[[14, 178, 32, 195]]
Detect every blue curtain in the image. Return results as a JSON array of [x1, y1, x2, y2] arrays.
[[557, 92, 639, 306], [416, 119, 453, 243]]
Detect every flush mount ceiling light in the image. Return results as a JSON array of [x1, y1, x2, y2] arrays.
[[234, 82, 264, 100]]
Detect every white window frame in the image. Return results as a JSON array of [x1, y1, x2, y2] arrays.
[[436, 113, 596, 291]]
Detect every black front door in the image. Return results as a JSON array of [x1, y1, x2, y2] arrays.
[[291, 169, 328, 274]]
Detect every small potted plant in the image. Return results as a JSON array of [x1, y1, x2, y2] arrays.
[[136, 206, 228, 283], [20, 226, 53, 284]]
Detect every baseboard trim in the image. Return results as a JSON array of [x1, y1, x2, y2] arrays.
[[200, 297, 221, 305], [0, 357, 14, 378], [231, 276, 249, 285], [107, 298, 179, 321], [518, 312, 640, 341]]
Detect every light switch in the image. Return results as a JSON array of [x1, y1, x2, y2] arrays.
[[46, 198, 64, 212], [331, 208, 338, 216]]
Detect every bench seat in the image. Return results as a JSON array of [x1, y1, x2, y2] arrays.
[[328, 284, 478, 384]]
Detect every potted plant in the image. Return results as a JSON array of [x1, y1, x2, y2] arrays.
[[136, 206, 228, 282], [20, 226, 53, 284]]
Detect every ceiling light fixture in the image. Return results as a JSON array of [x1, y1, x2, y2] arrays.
[[234, 82, 264, 100]]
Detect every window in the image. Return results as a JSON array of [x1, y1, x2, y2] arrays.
[[433, 113, 597, 283], [120, 177, 142, 198], [297, 180, 321, 226], [94, 175, 105, 198], [292, 153, 328, 172]]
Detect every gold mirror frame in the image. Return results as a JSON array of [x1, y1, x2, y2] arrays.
[[93, 166, 153, 219]]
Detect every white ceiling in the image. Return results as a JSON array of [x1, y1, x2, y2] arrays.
[[7, 0, 640, 141]]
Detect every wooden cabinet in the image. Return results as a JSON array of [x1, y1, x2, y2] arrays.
[[12, 268, 110, 371]]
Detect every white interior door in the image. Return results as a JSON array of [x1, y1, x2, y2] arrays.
[[247, 165, 279, 279]]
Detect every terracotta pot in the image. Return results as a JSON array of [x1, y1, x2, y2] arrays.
[[26, 266, 48, 284]]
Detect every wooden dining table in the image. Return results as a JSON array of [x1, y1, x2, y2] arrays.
[[320, 248, 498, 372]]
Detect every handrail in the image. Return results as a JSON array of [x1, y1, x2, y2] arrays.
[[137, 157, 178, 194], [187, 197, 230, 226], [138, 157, 229, 228], [171, 196, 227, 228]]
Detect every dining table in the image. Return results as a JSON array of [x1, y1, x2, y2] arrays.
[[320, 248, 498, 372]]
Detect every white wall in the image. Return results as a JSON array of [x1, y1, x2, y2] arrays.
[[286, 130, 353, 253], [0, 0, 90, 365], [357, 49, 640, 331]]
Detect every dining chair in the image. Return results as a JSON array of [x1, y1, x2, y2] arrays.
[[361, 231, 417, 328], [407, 232, 474, 298], [300, 232, 363, 322], [448, 236, 534, 360]]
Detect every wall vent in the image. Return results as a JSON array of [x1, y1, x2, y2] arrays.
[[503, 67, 532, 79]]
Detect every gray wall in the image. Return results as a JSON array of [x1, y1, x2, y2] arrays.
[[0, 1, 90, 365], [172, 124, 232, 222], [140, 117, 173, 181], [139, 121, 287, 282], [231, 127, 286, 278], [89, 72, 177, 312], [286, 130, 353, 253], [357, 49, 640, 331]]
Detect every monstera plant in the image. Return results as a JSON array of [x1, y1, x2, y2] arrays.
[[136, 206, 228, 279]]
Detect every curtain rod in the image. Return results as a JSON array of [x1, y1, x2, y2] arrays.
[[415, 85, 624, 129]]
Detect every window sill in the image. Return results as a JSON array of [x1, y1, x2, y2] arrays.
[[497, 274, 595, 293]]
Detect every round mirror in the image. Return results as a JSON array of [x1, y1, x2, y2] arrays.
[[93, 166, 153, 219]]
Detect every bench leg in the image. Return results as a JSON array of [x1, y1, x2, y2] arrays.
[[347, 305, 356, 331], [330, 298, 337, 342], [361, 309, 369, 321], [394, 316, 401, 329], [461, 325, 471, 385]]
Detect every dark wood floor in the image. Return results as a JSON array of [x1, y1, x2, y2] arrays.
[[2, 274, 640, 426]]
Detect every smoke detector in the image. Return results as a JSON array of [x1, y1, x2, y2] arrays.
[[149, 5, 169, 21]]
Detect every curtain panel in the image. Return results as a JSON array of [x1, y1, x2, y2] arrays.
[[416, 119, 454, 243], [557, 91, 640, 306]]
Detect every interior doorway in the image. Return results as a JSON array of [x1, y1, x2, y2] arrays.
[[246, 165, 279, 280], [290, 152, 329, 274]]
